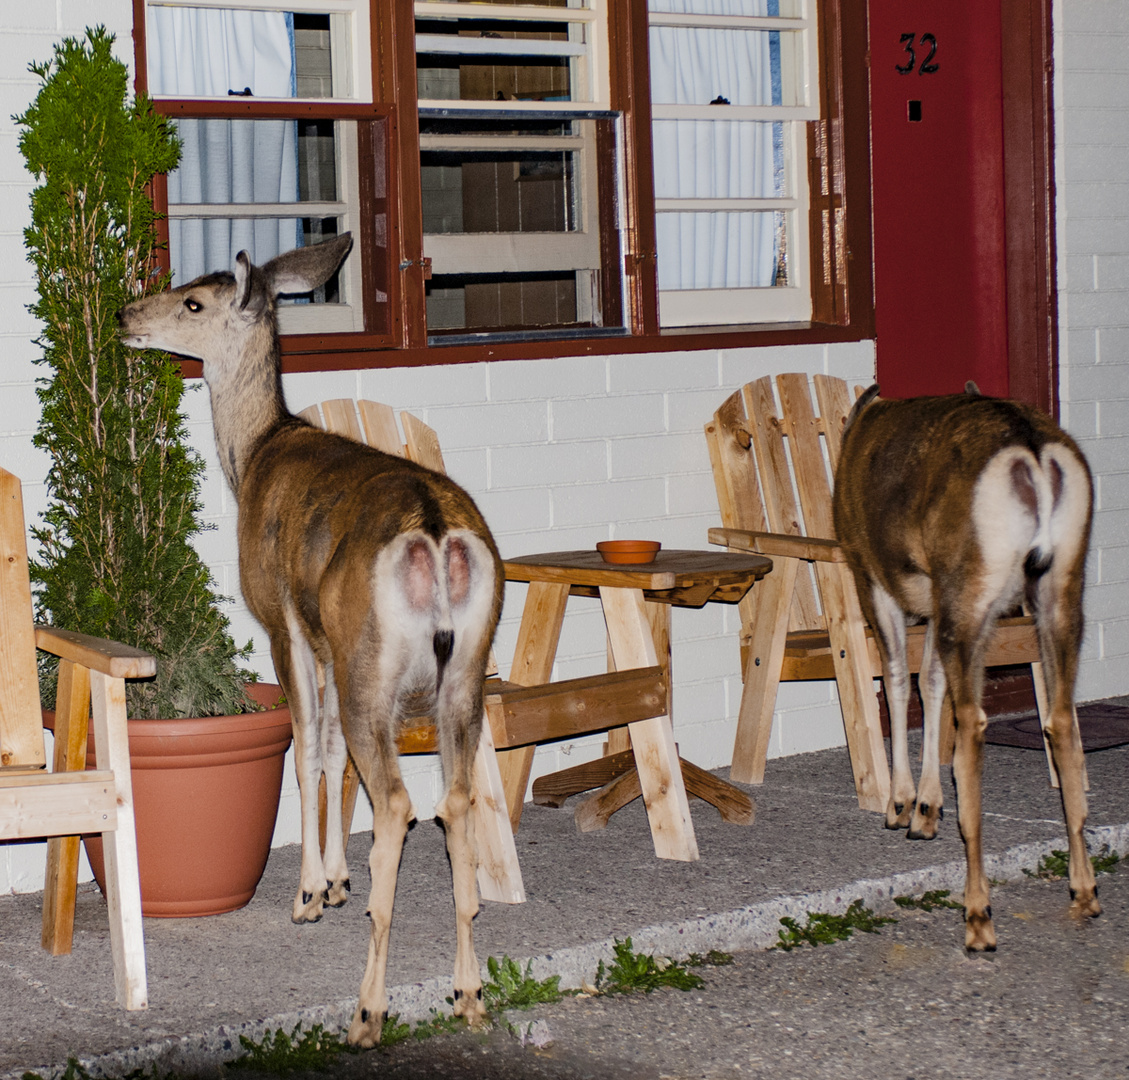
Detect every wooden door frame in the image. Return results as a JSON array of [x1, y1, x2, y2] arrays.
[[1001, 0, 1057, 415]]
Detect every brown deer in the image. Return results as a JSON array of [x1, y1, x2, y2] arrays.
[[833, 385, 1097, 950], [119, 234, 502, 1045]]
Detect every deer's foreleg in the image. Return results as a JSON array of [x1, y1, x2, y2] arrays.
[[349, 740, 413, 1049], [869, 585, 914, 830], [320, 665, 351, 907], [910, 621, 946, 840], [274, 617, 331, 924]]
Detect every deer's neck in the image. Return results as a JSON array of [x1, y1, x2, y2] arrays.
[[204, 326, 290, 498]]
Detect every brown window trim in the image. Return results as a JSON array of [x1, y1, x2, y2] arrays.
[[137, 0, 875, 378]]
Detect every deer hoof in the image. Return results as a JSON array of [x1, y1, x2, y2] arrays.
[[347, 1003, 386, 1048], [452, 984, 487, 1025], [907, 801, 942, 840], [326, 878, 351, 908], [885, 800, 913, 830], [1069, 892, 1102, 920], [292, 888, 326, 924], [964, 909, 997, 952]]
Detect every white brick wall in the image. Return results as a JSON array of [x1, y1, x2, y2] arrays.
[[1055, 0, 1129, 701], [3, 2, 1129, 894], [0, 0, 135, 893]]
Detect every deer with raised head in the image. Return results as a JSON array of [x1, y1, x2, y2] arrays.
[[119, 234, 502, 1045], [833, 384, 1097, 950]]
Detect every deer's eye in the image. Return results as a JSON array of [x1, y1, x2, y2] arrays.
[[185, 298, 202, 313]]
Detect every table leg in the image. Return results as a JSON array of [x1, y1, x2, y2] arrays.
[[597, 586, 698, 862], [497, 580, 570, 831]]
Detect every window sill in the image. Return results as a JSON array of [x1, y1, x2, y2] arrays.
[[175, 319, 874, 379]]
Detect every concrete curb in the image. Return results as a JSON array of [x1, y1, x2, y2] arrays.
[[23, 822, 1129, 1080]]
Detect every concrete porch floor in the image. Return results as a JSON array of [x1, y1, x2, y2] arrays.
[[4, 713, 1129, 1079]]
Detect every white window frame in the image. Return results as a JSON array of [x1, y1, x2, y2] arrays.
[[648, 3, 820, 327], [144, 0, 370, 333], [414, 1, 613, 325]]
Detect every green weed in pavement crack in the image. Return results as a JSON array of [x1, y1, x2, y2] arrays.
[[893, 889, 963, 911], [483, 955, 569, 1012], [1025, 844, 1120, 880], [773, 899, 896, 951], [595, 937, 705, 994], [228, 1023, 356, 1073]]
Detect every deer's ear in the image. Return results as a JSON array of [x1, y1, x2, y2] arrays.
[[234, 250, 255, 311], [263, 233, 353, 297]]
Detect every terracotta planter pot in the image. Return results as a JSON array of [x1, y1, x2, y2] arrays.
[[47, 683, 292, 918]]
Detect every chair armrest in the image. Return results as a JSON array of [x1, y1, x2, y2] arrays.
[[35, 626, 156, 680], [708, 527, 846, 564]]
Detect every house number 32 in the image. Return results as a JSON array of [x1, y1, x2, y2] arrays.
[[896, 32, 939, 75]]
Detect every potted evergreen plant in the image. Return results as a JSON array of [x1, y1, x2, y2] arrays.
[[17, 27, 293, 917]]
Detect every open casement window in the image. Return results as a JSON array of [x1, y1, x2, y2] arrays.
[[143, 0, 378, 336], [138, 0, 869, 364], [647, 1, 820, 328], [414, 1, 626, 341]]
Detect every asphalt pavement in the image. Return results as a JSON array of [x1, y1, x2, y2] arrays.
[[4, 718, 1129, 1080]]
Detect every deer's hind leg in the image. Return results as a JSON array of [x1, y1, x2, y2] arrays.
[[346, 701, 414, 1050], [939, 613, 995, 951], [1030, 457, 1098, 920], [866, 583, 915, 830], [273, 609, 333, 924], [319, 663, 351, 908], [435, 663, 489, 1027], [909, 620, 946, 840]]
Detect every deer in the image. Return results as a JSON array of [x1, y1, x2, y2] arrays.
[[833, 384, 1097, 951], [119, 233, 503, 1046]]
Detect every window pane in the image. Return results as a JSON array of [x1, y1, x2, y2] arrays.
[[656, 211, 788, 290], [649, 0, 802, 18], [651, 120, 784, 199], [422, 150, 576, 234], [649, 26, 803, 108], [169, 215, 345, 295], [167, 118, 339, 206], [441, 0, 589, 6], [427, 272, 582, 332], [166, 118, 344, 289], [147, 6, 338, 98], [420, 115, 622, 334], [416, 15, 580, 102]]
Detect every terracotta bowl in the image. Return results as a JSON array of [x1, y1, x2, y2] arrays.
[[597, 540, 662, 565]]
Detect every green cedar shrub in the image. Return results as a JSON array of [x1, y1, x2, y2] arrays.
[[16, 27, 253, 719]]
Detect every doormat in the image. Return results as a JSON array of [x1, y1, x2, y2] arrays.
[[985, 702, 1129, 752]]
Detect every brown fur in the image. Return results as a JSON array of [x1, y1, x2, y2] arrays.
[[834, 388, 1097, 950], [120, 234, 502, 1044]]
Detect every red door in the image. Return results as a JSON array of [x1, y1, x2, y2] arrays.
[[868, 1, 1010, 399]]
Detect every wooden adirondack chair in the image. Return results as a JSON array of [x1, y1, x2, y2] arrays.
[[0, 467, 152, 1009], [705, 374, 1052, 812], [300, 400, 671, 867]]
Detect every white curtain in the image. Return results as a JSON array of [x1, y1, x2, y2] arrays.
[[148, 7, 299, 284], [649, 2, 783, 290]]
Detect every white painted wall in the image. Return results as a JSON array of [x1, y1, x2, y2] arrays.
[[1054, 0, 1129, 703], [1, 1, 1128, 894]]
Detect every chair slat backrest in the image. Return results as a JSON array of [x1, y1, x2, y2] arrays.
[[776, 372, 836, 541], [704, 390, 768, 535], [744, 377, 821, 630], [356, 400, 404, 456], [0, 468, 46, 769], [707, 375, 860, 635]]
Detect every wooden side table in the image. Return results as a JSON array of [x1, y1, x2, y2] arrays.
[[495, 549, 773, 862]]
